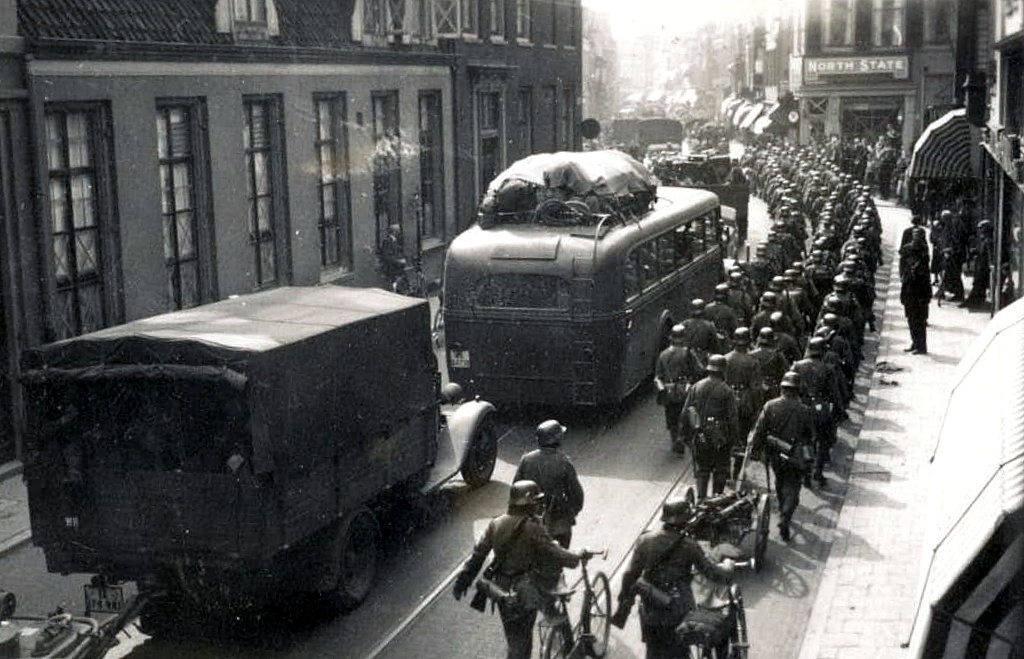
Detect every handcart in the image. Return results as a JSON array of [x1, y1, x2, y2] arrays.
[[680, 447, 771, 572]]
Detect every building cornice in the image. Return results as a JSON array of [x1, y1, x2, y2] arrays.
[[24, 37, 455, 68]]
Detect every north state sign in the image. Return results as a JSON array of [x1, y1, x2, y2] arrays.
[[804, 56, 909, 82]]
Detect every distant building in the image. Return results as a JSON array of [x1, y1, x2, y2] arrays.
[[789, 0, 960, 149], [0, 0, 581, 462]]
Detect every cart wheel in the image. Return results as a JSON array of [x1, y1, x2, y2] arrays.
[[753, 493, 770, 572], [327, 507, 380, 612], [584, 572, 612, 658], [461, 417, 497, 488]]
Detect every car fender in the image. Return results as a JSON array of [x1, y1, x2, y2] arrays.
[[445, 398, 497, 469]]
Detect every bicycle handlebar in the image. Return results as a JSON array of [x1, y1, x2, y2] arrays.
[[578, 548, 608, 562]]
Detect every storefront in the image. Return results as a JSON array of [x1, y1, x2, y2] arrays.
[[794, 55, 917, 149]]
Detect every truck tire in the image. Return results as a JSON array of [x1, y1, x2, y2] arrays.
[[328, 507, 380, 613], [460, 418, 497, 488]]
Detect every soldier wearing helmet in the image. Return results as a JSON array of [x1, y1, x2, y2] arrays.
[[726, 273, 754, 324], [791, 337, 844, 488], [769, 310, 803, 364], [612, 497, 735, 656], [679, 354, 740, 499], [705, 283, 740, 340], [454, 480, 583, 659], [750, 327, 792, 402], [513, 420, 584, 548], [677, 299, 724, 366], [724, 328, 763, 478], [749, 371, 816, 541], [655, 325, 704, 454]]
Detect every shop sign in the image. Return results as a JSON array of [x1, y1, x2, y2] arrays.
[[805, 56, 909, 82]]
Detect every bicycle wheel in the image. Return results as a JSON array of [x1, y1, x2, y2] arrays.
[[727, 587, 750, 659], [541, 619, 572, 659], [582, 572, 612, 658]]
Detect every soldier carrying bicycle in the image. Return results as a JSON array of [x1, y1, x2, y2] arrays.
[[453, 481, 585, 659], [611, 498, 735, 659]]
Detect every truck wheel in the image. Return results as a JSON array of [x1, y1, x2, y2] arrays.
[[329, 507, 380, 612], [460, 419, 497, 488]]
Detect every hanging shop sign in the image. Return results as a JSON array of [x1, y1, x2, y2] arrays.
[[804, 56, 909, 82]]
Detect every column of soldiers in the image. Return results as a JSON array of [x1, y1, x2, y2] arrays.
[[659, 139, 884, 541]]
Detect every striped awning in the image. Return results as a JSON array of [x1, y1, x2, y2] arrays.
[[907, 108, 978, 180]]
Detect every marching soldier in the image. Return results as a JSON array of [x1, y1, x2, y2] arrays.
[[679, 354, 739, 499], [723, 328, 762, 479], [654, 325, 704, 454], [453, 481, 583, 659], [750, 327, 791, 403], [769, 311, 803, 365], [705, 283, 740, 342], [678, 299, 723, 367], [749, 372, 816, 543], [611, 498, 735, 659], [791, 337, 843, 488], [512, 420, 585, 549]]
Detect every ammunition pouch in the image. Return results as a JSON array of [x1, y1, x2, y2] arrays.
[[766, 434, 812, 472]]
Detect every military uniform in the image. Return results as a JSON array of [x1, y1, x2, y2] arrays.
[[617, 526, 733, 659], [654, 343, 703, 452], [724, 345, 762, 476], [750, 340, 791, 402], [680, 368, 739, 499], [791, 350, 843, 484], [513, 448, 584, 548], [455, 508, 580, 659]]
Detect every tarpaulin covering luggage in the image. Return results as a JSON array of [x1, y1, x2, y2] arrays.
[[478, 150, 658, 225]]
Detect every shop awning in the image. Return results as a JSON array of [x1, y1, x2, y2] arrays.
[[907, 108, 978, 180], [751, 114, 774, 135], [906, 298, 1024, 657], [738, 102, 765, 130]]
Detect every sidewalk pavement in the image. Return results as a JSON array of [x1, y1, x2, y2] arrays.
[[797, 200, 992, 659], [0, 459, 28, 557]]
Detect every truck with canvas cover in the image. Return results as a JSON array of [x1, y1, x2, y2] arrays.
[[19, 286, 497, 626]]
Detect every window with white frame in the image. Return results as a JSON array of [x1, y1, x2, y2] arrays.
[[461, 0, 478, 36], [372, 91, 402, 249], [418, 91, 445, 240], [477, 91, 504, 199], [314, 94, 353, 273], [872, 0, 905, 47], [157, 100, 212, 310], [45, 105, 118, 340], [515, 0, 530, 39], [489, 0, 505, 38], [823, 0, 854, 48], [242, 97, 289, 289], [233, 0, 266, 22]]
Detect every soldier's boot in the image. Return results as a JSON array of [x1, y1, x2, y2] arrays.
[[695, 470, 710, 500]]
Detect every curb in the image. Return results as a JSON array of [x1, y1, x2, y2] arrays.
[[0, 460, 28, 558], [0, 459, 23, 481]]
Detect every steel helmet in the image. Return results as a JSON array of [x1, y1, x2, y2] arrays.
[[822, 312, 839, 327], [661, 498, 693, 526], [706, 354, 727, 373], [671, 323, 687, 340], [824, 295, 842, 311], [733, 327, 751, 346], [509, 480, 545, 508], [769, 310, 786, 326], [691, 298, 706, 315], [808, 336, 827, 356], [536, 419, 566, 447], [757, 327, 777, 345], [714, 283, 730, 299], [780, 371, 802, 390], [760, 291, 778, 306]]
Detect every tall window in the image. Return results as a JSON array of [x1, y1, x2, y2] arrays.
[[924, 0, 953, 45], [418, 91, 445, 241], [461, 0, 478, 36], [823, 0, 854, 47], [157, 100, 211, 310], [233, 0, 266, 22], [518, 86, 534, 154], [243, 97, 288, 289], [489, 0, 505, 38], [567, 0, 579, 47], [515, 0, 530, 39], [540, 85, 557, 152], [562, 86, 576, 149], [45, 106, 116, 340], [477, 91, 504, 198], [314, 94, 353, 273], [372, 91, 402, 248], [872, 0, 905, 47]]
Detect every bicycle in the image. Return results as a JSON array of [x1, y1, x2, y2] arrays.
[[537, 548, 612, 659], [677, 554, 754, 659]]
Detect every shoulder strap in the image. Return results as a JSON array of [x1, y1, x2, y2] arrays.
[[645, 531, 686, 577], [491, 517, 529, 571]]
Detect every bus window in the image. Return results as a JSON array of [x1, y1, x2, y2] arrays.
[[656, 233, 678, 277], [636, 242, 658, 289], [702, 211, 719, 248], [475, 274, 569, 309], [624, 253, 641, 300]]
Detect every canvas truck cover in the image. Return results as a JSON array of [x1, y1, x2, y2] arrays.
[[21, 286, 436, 479]]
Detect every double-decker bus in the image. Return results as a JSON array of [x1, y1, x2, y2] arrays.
[[442, 185, 726, 407]]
